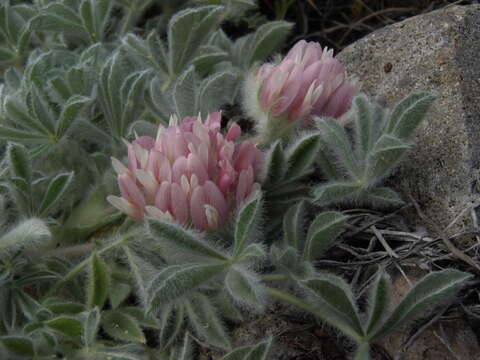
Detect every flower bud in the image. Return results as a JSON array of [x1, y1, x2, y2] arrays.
[[243, 40, 359, 143]]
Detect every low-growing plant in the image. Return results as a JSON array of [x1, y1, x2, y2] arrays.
[[0, 1, 471, 360]]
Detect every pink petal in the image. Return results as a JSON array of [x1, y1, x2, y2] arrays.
[[155, 181, 171, 213], [190, 186, 208, 231], [118, 174, 145, 209], [234, 141, 257, 171], [172, 156, 188, 183], [226, 122, 241, 141], [187, 153, 208, 185], [204, 180, 228, 222], [321, 82, 356, 118], [171, 183, 189, 224], [133, 136, 155, 150]]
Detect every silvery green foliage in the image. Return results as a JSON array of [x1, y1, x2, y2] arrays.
[[313, 93, 436, 208], [0, 2, 35, 67], [293, 269, 472, 360], [141, 193, 266, 349]]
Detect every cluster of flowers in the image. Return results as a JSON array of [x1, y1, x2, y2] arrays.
[[107, 112, 262, 231], [109, 41, 357, 231]]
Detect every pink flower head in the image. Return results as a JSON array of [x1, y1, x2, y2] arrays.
[[255, 40, 358, 123], [107, 112, 263, 232]]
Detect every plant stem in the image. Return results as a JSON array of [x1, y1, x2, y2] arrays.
[[44, 234, 133, 297]]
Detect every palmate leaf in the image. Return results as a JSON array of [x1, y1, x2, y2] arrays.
[[146, 263, 228, 310], [225, 266, 266, 311], [301, 274, 364, 341], [371, 269, 472, 340], [366, 134, 410, 182], [184, 293, 231, 350], [147, 218, 229, 261]]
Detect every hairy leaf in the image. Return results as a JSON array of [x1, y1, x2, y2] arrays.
[[303, 211, 347, 261], [102, 310, 145, 343], [372, 269, 472, 340], [87, 252, 110, 310]]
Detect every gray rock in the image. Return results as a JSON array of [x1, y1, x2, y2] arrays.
[[337, 5, 480, 237]]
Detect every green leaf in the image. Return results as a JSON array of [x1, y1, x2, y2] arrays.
[[225, 266, 265, 310], [233, 192, 262, 256], [46, 301, 85, 315], [198, 70, 237, 114], [191, 47, 229, 75], [263, 140, 286, 185], [172, 66, 197, 118], [0, 125, 46, 143], [34, 3, 85, 34], [247, 21, 293, 65], [185, 293, 231, 350], [301, 274, 364, 340], [365, 271, 392, 335], [147, 263, 228, 310], [312, 182, 361, 205], [0, 46, 15, 64], [168, 6, 224, 74], [303, 211, 347, 261], [109, 281, 131, 309], [5, 95, 49, 135], [282, 201, 305, 249], [158, 304, 185, 349], [87, 252, 110, 310], [0, 336, 35, 357], [121, 70, 149, 133], [366, 134, 409, 181], [122, 307, 160, 329], [147, 218, 229, 261], [353, 95, 375, 158], [387, 92, 435, 140], [45, 316, 83, 337], [56, 95, 90, 137], [82, 307, 101, 347], [7, 142, 31, 184], [285, 133, 321, 180], [372, 269, 472, 340], [316, 117, 360, 178], [38, 172, 74, 216], [358, 187, 404, 208], [102, 310, 145, 343], [30, 86, 55, 134]]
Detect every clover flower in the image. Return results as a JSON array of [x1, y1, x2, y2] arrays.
[[244, 40, 359, 142], [107, 112, 263, 232]]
